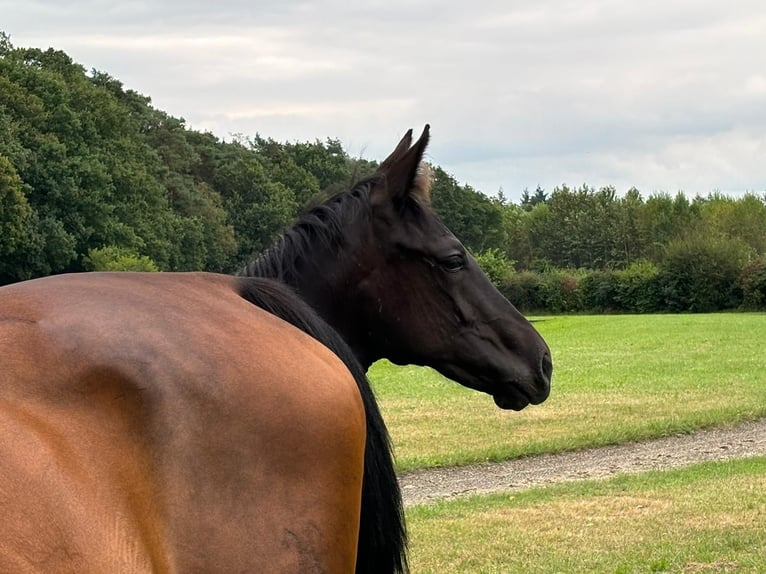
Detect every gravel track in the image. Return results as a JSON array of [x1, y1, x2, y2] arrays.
[[399, 418, 766, 506]]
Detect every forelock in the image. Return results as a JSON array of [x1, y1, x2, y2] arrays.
[[411, 162, 433, 206]]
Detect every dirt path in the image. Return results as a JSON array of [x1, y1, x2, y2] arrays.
[[399, 418, 766, 506]]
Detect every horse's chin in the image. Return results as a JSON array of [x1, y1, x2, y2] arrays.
[[434, 362, 533, 411], [492, 389, 532, 411]]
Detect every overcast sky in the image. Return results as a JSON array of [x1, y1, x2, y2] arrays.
[[3, 1, 765, 201]]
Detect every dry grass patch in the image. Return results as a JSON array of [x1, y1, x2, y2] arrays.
[[406, 457, 766, 573], [683, 561, 738, 573]]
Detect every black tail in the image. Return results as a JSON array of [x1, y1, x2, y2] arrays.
[[237, 277, 407, 574]]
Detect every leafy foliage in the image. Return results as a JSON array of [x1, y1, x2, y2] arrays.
[[430, 166, 506, 253], [658, 234, 751, 312], [537, 269, 584, 313], [2, 34, 765, 314], [471, 248, 514, 287], [579, 270, 620, 312], [84, 246, 158, 271], [0, 154, 46, 281], [739, 256, 766, 310], [0, 36, 370, 283], [502, 270, 585, 313], [500, 271, 544, 312], [614, 261, 661, 313]]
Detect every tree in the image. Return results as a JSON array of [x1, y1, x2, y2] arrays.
[[0, 31, 12, 55], [430, 166, 505, 253], [529, 184, 613, 269], [520, 185, 547, 212], [699, 193, 766, 256], [614, 187, 646, 264], [0, 155, 46, 282], [213, 144, 296, 263], [282, 138, 350, 195], [250, 135, 322, 209]]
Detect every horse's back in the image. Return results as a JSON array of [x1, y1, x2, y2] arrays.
[[0, 272, 365, 573]]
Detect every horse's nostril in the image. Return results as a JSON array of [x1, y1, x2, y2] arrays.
[[527, 350, 553, 405], [540, 351, 553, 385]]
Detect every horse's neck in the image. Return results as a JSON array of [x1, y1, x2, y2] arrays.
[[250, 243, 376, 370]]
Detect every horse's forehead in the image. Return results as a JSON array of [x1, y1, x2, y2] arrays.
[[383, 212, 458, 253]]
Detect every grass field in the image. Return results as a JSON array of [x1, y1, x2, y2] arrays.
[[369, 313, 766, 471], [406, 457, 766, 573]]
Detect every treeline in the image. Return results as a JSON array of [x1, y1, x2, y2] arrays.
[[0, 34, 376, 283], [438, 184, 766, 313], [1, 35, 765, 312], [431, 174, 766, 313]]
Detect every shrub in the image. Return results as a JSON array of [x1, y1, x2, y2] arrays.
[[614, 260, 662, 313], [741, 256, 766, 310], [538, 269, 584, 313], [501, 271, 543, 312], [658, 235, 751, 312], [580, 270, 620, 312], [85, 246, 159, 272], [472, 248, 514, 288]]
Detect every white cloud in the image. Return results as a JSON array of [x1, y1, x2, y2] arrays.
[[2, 0, 765, 199]]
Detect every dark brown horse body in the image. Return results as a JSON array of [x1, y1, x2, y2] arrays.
[[1, 127, 551, 573]]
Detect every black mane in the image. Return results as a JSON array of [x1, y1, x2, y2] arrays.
[[238, 175, 382, 282]]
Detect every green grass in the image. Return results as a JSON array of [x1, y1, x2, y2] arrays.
[[369, 314, 766, 471], [406, 457, 766, 573]]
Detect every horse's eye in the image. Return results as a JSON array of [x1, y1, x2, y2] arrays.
[[439, 254, 465, 273]]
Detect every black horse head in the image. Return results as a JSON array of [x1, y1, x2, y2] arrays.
[[245, 125, 552, 410]]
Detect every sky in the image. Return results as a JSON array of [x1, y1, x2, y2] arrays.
[[2, 0, 766, 201]]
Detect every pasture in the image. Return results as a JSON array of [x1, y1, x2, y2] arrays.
[[406, 457, 766, 573], [371, 313, 766, 572], [370, 313, 766, 471]]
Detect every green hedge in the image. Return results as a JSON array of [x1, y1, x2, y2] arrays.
[[657, 235, 750, 312], [479, 234, 759, 314], [500, 271, 544, 312], [579, 270, 619, 312], [497, 258, 759, 315], [741, 257, 766, 310], [502, 269, 584, 313], [614, 261, 662, 313]]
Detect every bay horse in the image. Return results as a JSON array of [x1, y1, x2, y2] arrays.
[[0, 273, 379, 573], [0, 126, 551, 573]]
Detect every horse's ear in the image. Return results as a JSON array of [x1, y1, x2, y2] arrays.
[[378, 128, 413, 171], [374, 125, 430, 205]]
